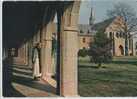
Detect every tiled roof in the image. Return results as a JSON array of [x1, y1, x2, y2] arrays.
[[78, 24, 96, 35], [91, 17, 115, 32], [78, 24, 91, 33]]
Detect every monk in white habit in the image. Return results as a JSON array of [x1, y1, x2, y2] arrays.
[[32, 43, 41, 80]]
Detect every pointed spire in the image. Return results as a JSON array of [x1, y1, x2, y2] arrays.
[[89, 7, 95, 26]]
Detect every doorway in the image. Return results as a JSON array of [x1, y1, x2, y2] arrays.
[[119, 45, 124, 56]]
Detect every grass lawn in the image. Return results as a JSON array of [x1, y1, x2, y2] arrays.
[[78, 56, 137, 97]]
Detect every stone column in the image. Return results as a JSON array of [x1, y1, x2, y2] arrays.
[[41, 23, 53, 81], [60, 26, 79, 96], [40, 6, 56, 83], [59, 1, 81, 96]]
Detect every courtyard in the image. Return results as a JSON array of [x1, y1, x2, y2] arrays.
[[78, 56, 137, 96]]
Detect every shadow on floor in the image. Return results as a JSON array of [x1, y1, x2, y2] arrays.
[[12, 75, 56, 94], [3, 58, 25, 97], [13, 65, 33, 71], [3, 58, 56, 97], [12, 68, 32, 76]]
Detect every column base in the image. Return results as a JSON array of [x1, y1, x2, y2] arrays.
[[41, 73, 56, 88]]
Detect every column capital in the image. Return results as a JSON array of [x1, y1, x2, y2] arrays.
[[64, 26, 78, 32], [40, 39, 52, 48]]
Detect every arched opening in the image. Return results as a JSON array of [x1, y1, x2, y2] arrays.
[[119, 45, 124, 55]]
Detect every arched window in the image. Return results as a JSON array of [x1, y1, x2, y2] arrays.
[[83, 38, 86, 43], [123, 32, 126, 38], [116, 32, 119, 38], [120, 32, 122, 38]]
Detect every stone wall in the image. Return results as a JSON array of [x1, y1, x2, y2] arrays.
[[78, 34, 94, 49], [105, 16, 126, 56]]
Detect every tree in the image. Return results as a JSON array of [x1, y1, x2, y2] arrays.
[[107, 2, 137, 55], [78, 48, 88, 57], [88, 31, 112, 68]]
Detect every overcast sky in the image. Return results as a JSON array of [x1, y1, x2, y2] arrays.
[[79, 0, 137, 24]]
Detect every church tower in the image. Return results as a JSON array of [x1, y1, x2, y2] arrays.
[[89, 7, 95, 26]]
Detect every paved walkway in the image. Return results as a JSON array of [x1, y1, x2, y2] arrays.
[[4, 64, 58, 97]]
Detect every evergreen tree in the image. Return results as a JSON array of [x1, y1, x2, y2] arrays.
[[88, 31, 112, 68]]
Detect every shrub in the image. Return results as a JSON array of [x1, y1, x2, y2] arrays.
[[78, 48, 88, 57]]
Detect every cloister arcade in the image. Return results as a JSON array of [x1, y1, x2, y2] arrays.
[[3, 1, 81, 96]]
